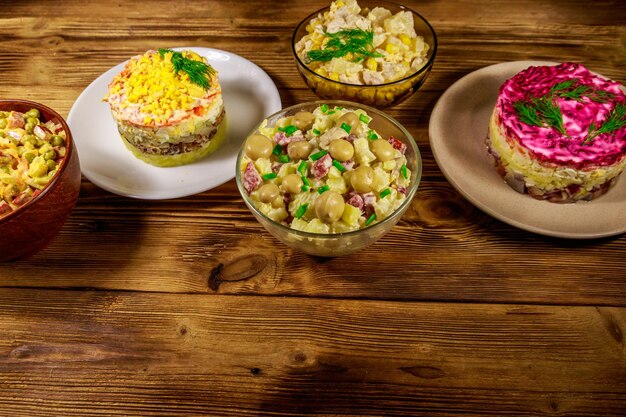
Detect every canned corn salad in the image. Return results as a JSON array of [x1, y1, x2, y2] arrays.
[[294, 0, 430, 85], [240, 104, 411, 234], [104, 49, 227, 167], [0, 109, 67, 217]]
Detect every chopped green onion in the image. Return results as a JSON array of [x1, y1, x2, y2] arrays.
[[301, 176, 310, 186], [297, 160, 308, 176], [310, 149, 328, 161], [340, 122, 351, 133], [320, 104, 329, 113], [365, 213, 377, 226], [278, 125, 298, 136], [312, 128, 321, 135], [401, 164, 408, 179], [327, 110, 336, 115], [380, 188, 391, 198], [367, 130, 378, 140], [295, 203, 308, 219], [336, 106, 343, 110], [261, 172, 277, 181], [317, 184, 330, 194], [301, 185, 309, 192], [272, 144, 282, 155], [332, 159, 346, 172], [278, 154, 290, 163], [359, 114, 370, 124]]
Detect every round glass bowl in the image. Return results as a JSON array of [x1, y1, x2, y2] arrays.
[[0, 100, 81, 261], [292, 0, 437, 109], [235, 100, 421, 257]]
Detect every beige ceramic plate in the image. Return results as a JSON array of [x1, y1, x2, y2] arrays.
[[429, 60, 626, 239]]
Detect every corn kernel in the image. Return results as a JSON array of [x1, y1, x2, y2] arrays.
[[314, 67, 328, 77], [399, 34, 412, 45], [330, 72, 340, 81], [365, 58, 377, 71], [385, 43, 399, 54], [336, 0, 345, 6]]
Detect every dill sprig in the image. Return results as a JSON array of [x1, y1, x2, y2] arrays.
[[583, 102, 626, 145], [307, 29, 383, 63], [514, 96, 568, 136], [158, 48, 215, 89], [551, 78, 614, 103]]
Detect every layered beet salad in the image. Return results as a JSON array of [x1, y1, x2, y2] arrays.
[[487, 62, 626, 203]]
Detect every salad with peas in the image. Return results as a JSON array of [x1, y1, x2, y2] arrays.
[[240, 103, 411, 234], [0, 108, 67, 217]]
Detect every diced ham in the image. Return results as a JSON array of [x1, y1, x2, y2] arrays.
[[271, 162, 282, 173], [396, 185, 406, 195], [388, 136, 406, 154], [274, 132, 305, 146], [7, 111, 25, 129], [33, 125, 52, 140], [344, 134, 357, 143], [346, 193, 364, 211], [341, 160, 355, 171], [243, 162, 261, 194], [0, 201, 11, 215], [362, 192, 376, 207], [312, 154, 332, 179]]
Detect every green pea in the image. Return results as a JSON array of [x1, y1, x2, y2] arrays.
[[0, 119, 7, 129], [27, 136, 37, 146], [51, 135, 64, 146], [0, 166, 9, 174], [24, 152, 36, 164], [25, 122, 35, 133], [36, 139, 45, 148], [46, 159, 57, 171], [26, 109, 40, 119], [27, 117, 39, 126], [44, 150, 57, 160]]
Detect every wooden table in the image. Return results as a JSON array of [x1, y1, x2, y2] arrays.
[[1, 1, 626, 415]]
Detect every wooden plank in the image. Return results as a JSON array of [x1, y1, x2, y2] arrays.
[[1, 179, 626, 305], [0, 288, 624, 416]]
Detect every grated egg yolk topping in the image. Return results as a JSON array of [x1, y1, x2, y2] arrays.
[[108, 50, 212, 125]]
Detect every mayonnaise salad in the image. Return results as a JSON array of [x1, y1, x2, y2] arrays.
[[239, 104, 412, 234], [295, 0, 430, 85]]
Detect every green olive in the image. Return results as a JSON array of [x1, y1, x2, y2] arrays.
[[257, 183, 280, 204], [351, 165, 375, 193], [281, 173, 303, 194], [287, 140, 312, 161], [292, 111, 315, 131], [271, 196, 284, 208], [244, 133, 273, 160], [328, 139, 354, 162], [370, 138, 395, 162], [51, 135, 64, 146], [315, 191, 345, 224], [336, 112, 363, 136]]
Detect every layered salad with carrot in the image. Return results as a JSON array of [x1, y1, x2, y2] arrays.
[[104, 49, 226, 167], [239, 104, 412, 233], [487, 62, 626, 203], [295, 0, 430, 85], [0, 108, 67, 217]]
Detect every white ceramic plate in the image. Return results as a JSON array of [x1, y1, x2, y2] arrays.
[[429, 60, 626, 239], [68, 47, 281, 199]]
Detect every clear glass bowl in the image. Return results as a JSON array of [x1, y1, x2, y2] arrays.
[[292, 0, 437, 109], [235, 100, 421, 257]]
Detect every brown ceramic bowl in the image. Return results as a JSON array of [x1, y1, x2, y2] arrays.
[[0, 100, 81, 261]]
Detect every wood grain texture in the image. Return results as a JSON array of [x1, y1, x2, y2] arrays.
[[1, 288, 625, 416], [1, 0, 626, 415]]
